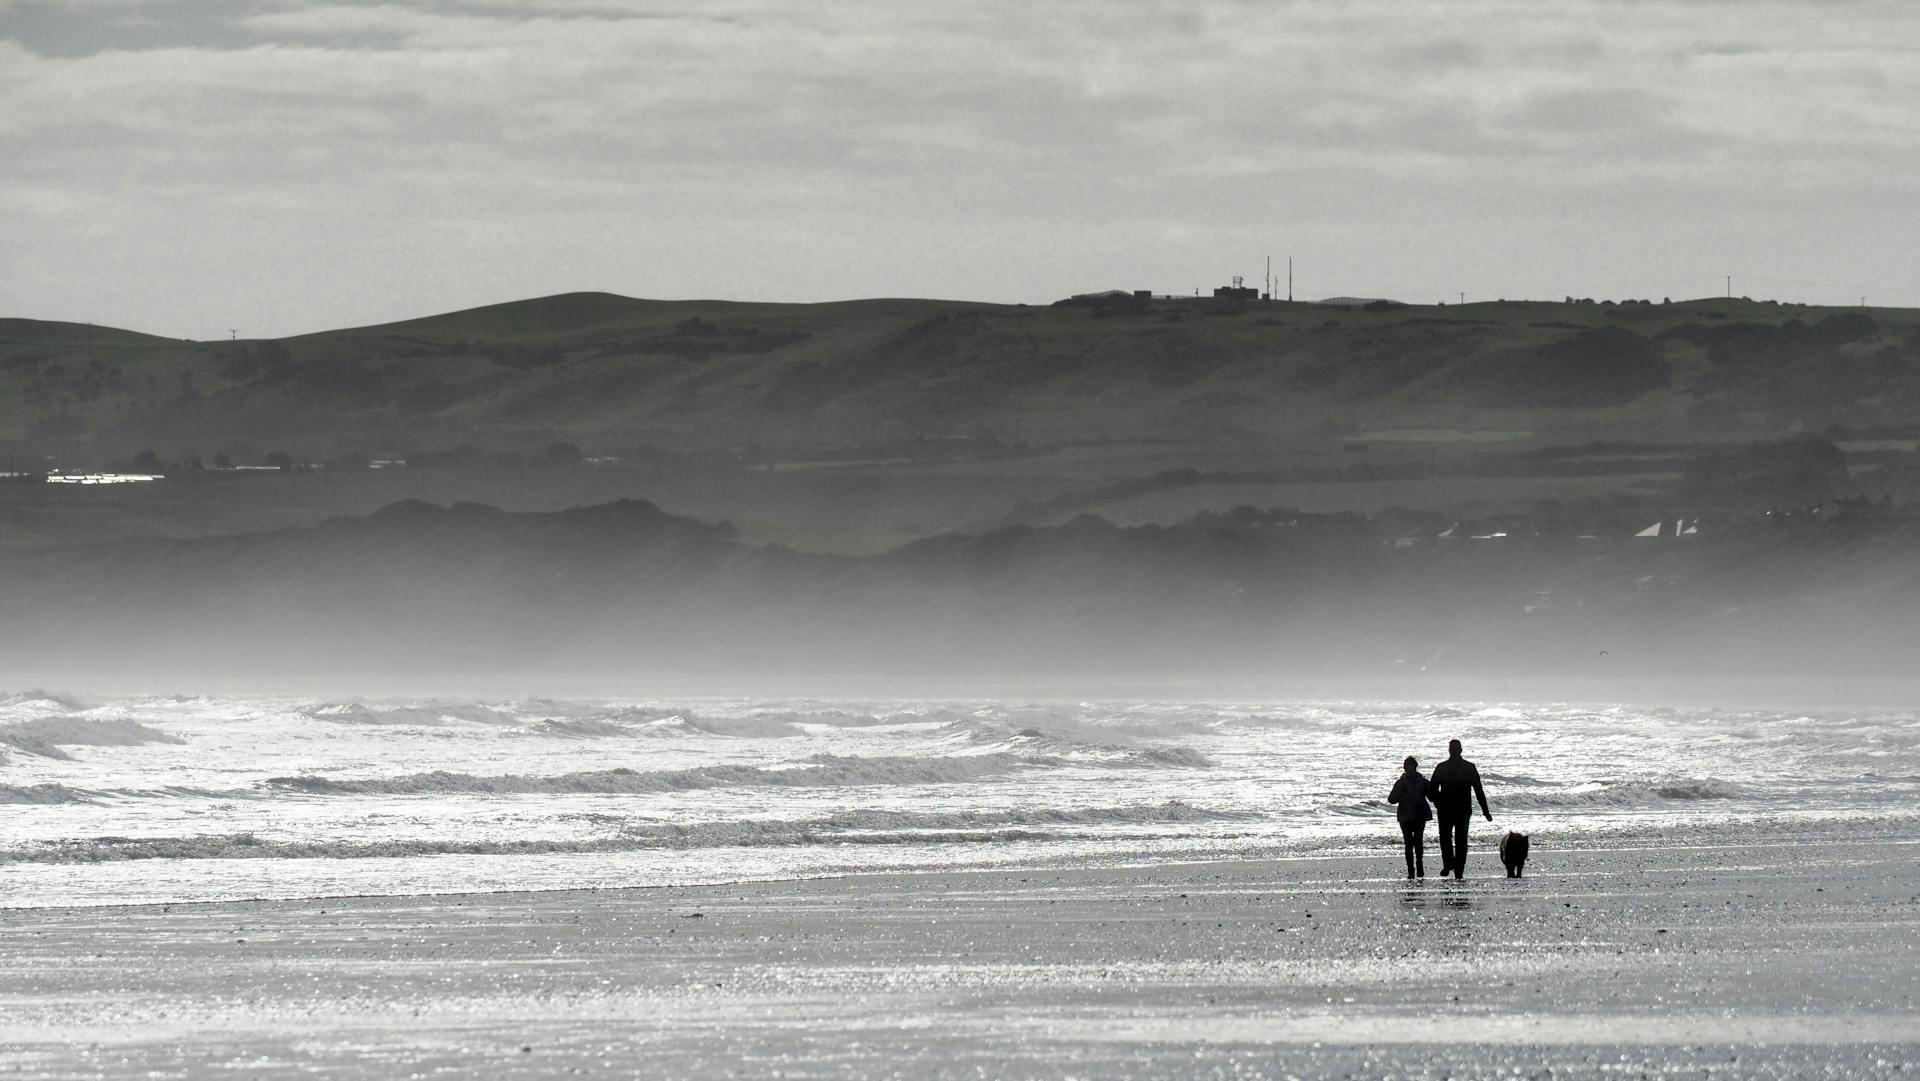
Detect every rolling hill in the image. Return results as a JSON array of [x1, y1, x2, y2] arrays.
[[5, 292, 1918, 467]]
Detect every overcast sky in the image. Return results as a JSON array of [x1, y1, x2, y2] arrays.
[[5, 0, 1919, 338]]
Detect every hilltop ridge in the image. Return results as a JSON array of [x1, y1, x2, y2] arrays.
[[4, 291, 1916, 466]]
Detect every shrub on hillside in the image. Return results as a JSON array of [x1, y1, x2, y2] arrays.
[[1681, 435, 1848, 508], [1468, 326, 1672, 407], [397, 380, 462, 416]]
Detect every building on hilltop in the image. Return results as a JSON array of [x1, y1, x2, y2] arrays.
[[1213, 276, 1259, 300]]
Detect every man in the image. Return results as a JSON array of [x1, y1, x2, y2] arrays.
[[1427, 738, 1491, 879]]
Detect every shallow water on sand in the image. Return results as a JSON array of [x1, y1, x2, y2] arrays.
[[5, 836, 1917, 1080], [4, 691, 1916, 906]]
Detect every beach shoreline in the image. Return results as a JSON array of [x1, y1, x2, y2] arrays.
[[5, 820, 1916, 1079]]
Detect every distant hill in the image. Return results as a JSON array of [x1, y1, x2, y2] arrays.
[[1315, 297, 1407, 308], [5, 292, 1918, 466]]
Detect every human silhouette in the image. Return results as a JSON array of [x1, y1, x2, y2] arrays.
[[1387, 755, 1431, 879], [1427, 738, 1491, 879]]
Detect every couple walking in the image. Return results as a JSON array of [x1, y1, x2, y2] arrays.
[[1387, 739, 1491, 880]]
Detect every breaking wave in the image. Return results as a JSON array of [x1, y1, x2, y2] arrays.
[[582, 706, 976, 738], [0, 783, 91, 805], [530, 717, 639, 738], [0, 718, 185, 759], [0, 689, 89, 712], [1650, 778, 1745, 799], [1329, 775, 1749, 817], [1126, 746, 1213, 769], [650, 712, 826, 738], [0, 802, 1252, 864], [503, 703, 1238, 748], [1496, 777, 1747, 809], [265, 753, 1051, 796], [304, 702, 519, 727], [936, 715, 1215, 766], [632, 800, 1252, 839], [518, 705, 988, 739]]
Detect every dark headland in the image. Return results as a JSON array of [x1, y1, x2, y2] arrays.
[[5, 290, 1920, 687]]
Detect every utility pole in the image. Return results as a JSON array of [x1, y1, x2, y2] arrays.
[[1459, 291, 1465, 305], [1725, 276, 1730, 298], [1287, 257, 1293, 302]]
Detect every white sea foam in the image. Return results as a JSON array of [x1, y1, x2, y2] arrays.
[[4, 691, 1917, 907]]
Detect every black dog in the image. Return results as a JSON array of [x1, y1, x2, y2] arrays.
[[1499, 831, 1530, 878]]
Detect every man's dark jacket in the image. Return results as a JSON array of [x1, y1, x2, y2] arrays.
[[1428, 756, 1489, 819]]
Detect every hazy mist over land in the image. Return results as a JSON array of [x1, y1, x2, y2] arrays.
[[5, 492, 1920, 690], [6, 290, 1920, 692]]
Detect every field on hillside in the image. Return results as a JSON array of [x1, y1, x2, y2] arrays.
[[1060, 474, 1680, 527], [1, 432, 1882, 553], [0, 461, 1053, 553]]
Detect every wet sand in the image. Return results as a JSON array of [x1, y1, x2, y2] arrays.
[[4, 823, 1917, 1079]]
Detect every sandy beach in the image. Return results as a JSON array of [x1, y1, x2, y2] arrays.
[[4, 819, 1916, 1080]]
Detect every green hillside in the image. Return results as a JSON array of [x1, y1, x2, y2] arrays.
[[5, 292, 1917, 466]]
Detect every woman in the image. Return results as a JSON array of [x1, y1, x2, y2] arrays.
[[1387, 755, 1431, 880]]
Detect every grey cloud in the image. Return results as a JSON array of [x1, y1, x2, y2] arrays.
[[1691, 40, 1764, 57], [6, 0, 1920, 335], [0, 0, 277, 57], [1391, 39, 1484, 72], [1507, 86, 1663, 137]]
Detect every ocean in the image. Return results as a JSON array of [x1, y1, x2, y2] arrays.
[[4, 690, 1916, 909]]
